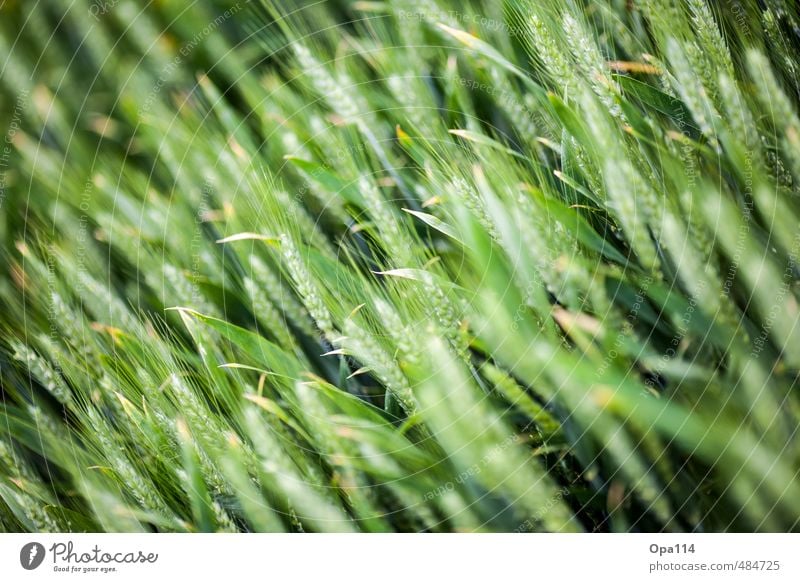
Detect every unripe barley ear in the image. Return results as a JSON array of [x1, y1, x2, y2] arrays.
[[279, 234, 335, 338]]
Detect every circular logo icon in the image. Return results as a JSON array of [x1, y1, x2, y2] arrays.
[[20, 542, 46, 570]]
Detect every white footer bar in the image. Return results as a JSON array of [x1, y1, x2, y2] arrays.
[[1, 534, 796, 580]]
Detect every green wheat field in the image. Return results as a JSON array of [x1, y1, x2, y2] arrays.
[[1, 0, 799, 533]]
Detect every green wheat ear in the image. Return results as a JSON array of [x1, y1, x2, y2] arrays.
[[0, 0, 799, 532]]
